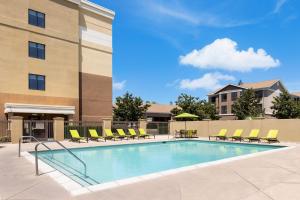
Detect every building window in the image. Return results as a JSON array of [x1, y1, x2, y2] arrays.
[[29, 74, 45, 90], [221, 106, 227, 114], [210, 97, 216, 103], [231, 92, 238, 101], [28, 9, 45, 28], [221, 94, 227, 102], [29, 42, 45, 59]]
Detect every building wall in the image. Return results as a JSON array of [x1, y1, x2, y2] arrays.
[[0, 0, 114, 121], [79, 9, 113, 121], [0, 0, 80, 120], [263, 89, 281, 115], [170, 119, 300, 142]]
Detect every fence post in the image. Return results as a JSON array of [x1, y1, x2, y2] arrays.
[[53, 117, 64, 141], [138, 119, 147, 130], [102, 118, 112, 136], [10, 116, 23, 144]]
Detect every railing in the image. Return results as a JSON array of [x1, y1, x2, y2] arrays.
[[23, 120, 54, 141], [35, 140, 87, 177], [146, 122, 169, 135], [0, 120, 11, 142], [112, 121, 139, 132], [18, 136, 53, 157], [18, 136, 87, 177]]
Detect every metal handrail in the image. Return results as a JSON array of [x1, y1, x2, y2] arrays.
[[18, 136, 53, 157], [35, 140, 87, 177]]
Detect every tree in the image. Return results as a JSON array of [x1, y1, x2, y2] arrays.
[[113, 92, 150, 121], [232, 89, 262, 120], [202, 102, 220, 120], [271, 91, 300, 119], [171, 94, 199, 115], [171, 93, 219, 120]]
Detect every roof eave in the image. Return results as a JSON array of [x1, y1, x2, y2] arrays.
[[66, 0, 115, 20]]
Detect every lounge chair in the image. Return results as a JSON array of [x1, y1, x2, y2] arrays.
[[89, 129, 104, 141], [186, 130, 193, 138], [243, 129, 260, 142], [138, 128, 155, 139], [115, 129, 130, 140], [104, 129, 119, 141], [128, 129, 138, 139], [260, 130, 279, 143], [69, 130, 85, 143], [209, 129, 227, 140], [227, 129, 243, 142], [174, 130, 181, 138]]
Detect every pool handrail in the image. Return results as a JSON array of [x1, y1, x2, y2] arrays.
[[18, 136, 53, 157], [18, 136, 87, 178], [34, 140, 87, 177]]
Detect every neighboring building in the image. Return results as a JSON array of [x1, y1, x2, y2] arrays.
[[208, 80, 287, 119], [291, 92, 300, 102], [0, 0, 115, 121], [145, 104, 177, 122]]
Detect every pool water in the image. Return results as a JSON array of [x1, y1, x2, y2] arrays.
[[35, 140, 283, 186]]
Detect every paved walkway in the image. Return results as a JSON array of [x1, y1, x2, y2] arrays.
[[1, 138, 300, 200]]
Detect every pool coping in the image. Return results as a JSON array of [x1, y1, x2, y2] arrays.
[[21, 139, 295, 197]]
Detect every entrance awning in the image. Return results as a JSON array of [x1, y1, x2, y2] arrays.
[[4, 103, 75, 115]]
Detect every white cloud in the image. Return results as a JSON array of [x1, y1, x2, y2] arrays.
[[273, 0, 288, 13], [141, 1, 256, 28], [179, 72, 235, 91], [179, 38, 280, 72], [113, 80, 126, 90]]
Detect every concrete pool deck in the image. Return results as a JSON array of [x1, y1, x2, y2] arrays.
[[1, 136, 300, 200]]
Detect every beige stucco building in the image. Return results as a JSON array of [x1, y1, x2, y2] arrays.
[[0, 0, 114, 121], [208, 80, 287, 119]]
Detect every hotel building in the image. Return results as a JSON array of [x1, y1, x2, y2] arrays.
[[0, 0, 115, 121], [208, 80, 287, 119]]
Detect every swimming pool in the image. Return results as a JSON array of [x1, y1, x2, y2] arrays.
[[35, 140, 283, 186]]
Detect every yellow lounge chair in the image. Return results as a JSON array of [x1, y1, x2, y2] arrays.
[[260, 130, 279, 143], [88, 129, 104, 141], [209, 129, 227, 140], [69, 130, 85, 143], [128, 129, 138, 139], [227, 129, 243, 142], [243, 129, 260, 142], [104, 129, 119, 141], [138, 128, 155, 139], [117, 129, 134, 139]]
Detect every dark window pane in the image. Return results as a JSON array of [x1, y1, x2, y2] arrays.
[[231, 92, 238, 101], [37, 76, 45, 90], [221, 94, 227, 102], [221, 106, 227, 114], [29, 42, 37, 58], [29, 42, 45, 60], [37, 12, 45, 28], [29, 74, 45, 91], [28, 9, 45, 28], [29, 74, 37, 90], [28, 10, 38, 26], [37, 44, 45, 59]]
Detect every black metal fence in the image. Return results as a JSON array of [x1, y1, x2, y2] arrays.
[[146, 122, 169, 135], [0, 120, 10, 142], [64, 121, 103, 139], [23, 120, 53, 141], [112, 121, 139, 133]]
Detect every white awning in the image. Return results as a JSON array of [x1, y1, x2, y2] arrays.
[[4, 103, 75, 115]]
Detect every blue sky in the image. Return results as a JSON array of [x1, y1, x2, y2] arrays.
[[92, 0, 300, 104]]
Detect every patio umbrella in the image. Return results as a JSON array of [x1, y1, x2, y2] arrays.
[[174, 113, 198, 130]]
